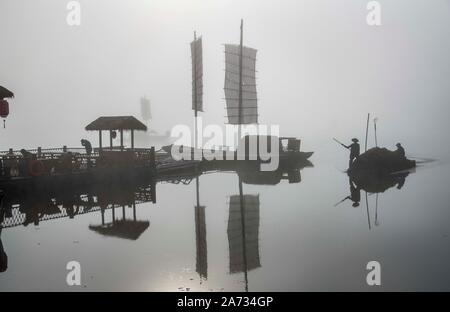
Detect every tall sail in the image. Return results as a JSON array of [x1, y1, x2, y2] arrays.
[[224, 44, 258, 124], [191, 36, 203, 112], [227, 194, 260, 274], [140, 97, 151, 122]]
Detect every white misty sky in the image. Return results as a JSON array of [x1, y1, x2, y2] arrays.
[[0, 0, 449, 157]]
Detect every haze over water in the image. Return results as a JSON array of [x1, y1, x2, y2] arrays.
[[1, 0, 450, 291]]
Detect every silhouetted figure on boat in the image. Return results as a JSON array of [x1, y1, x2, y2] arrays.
[[342, 138, 360, 168], [81, 139, 92, 155], [395, 143, 406, 159]]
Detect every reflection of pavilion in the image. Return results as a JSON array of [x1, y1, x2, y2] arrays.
[[0, 181, 156, 231], [0, 180, 156, 273], [89, 220, 150, 240]]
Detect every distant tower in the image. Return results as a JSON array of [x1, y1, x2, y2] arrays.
[[140, 96, 151, 126]]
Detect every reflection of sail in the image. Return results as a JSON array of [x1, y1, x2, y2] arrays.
[[227, 194, 260, 274], [194, 176, 207, 280], [195, 205, 207, 280], [224, 44, 257, 124]]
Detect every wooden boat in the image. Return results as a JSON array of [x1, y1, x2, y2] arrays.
[[161, 135, 313, 165], [348, 147, 415, 174], [188, 21, 313, 167]]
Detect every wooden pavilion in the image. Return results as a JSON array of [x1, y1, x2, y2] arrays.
[[85, 116, 147, 151]]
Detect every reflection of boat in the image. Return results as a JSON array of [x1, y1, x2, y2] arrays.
[[237, 166, 310, 185], [349, 169, 412, 194], [349, 147, 415, 174], [338, 165, 414, 229]]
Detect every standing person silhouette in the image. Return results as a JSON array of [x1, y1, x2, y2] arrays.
[[344, 138, 360, 168]]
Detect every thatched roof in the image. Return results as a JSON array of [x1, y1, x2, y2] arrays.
[[89, 220, 150, 240], [0, 86, 14, 99], [85, 116, 147, 131]]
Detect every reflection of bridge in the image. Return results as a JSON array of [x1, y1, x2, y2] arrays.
[[0, 184, 155, 229]]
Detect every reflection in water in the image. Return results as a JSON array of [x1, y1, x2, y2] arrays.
[[190, 160, 312, 289], [195, 176, 207, 282], [228, 181, 260, 292], [337, 169, 414, 229], [0, 158, 312, 288], [0, 180, 157, 273]]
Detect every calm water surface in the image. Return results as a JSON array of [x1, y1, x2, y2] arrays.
[[0, 143, 449, 291]]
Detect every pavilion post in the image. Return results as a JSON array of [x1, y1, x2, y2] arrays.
[[101, 208, 105, 226], [109, 130, 113, 150], [120, 129, 124, 151], [99, 130, 103, 151], [131, 130, 135, 150]]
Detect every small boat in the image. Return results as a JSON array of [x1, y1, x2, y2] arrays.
[[348, 147, 415, 174], [161, 135, 313, 165]]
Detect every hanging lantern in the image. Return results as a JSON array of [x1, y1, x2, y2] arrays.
[[111, 130, 117, 139], [0, 99, 9, 128]]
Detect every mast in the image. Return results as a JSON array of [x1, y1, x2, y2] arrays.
[[194, 31, 198, 149], [224, 20, 257, 128], [238, 19, 244, 135], [191, 31, 203, 150], [238, 178, 249, 292]]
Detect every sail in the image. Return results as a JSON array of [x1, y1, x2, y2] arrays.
[[227, 194, 260, 274], [191, 37, 203, 112], [224, 44, 257, 124], [140, 97, 151, 122]]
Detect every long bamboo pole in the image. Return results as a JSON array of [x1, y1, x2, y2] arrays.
[[365, 113, 370, 152], [238, 19, 243, 141]]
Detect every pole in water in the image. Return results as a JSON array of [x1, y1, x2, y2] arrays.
[[365, 191, 371, 230], [365, 113, 370, 152], [374, 117, 378, 147]]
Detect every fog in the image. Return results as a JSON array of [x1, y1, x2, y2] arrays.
[[1, 0, 449, 159]]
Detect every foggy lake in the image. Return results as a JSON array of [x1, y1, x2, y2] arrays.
[[1, 0, 450, 292]]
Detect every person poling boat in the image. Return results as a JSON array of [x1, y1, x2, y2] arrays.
[[333, 138, 360, 168]]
